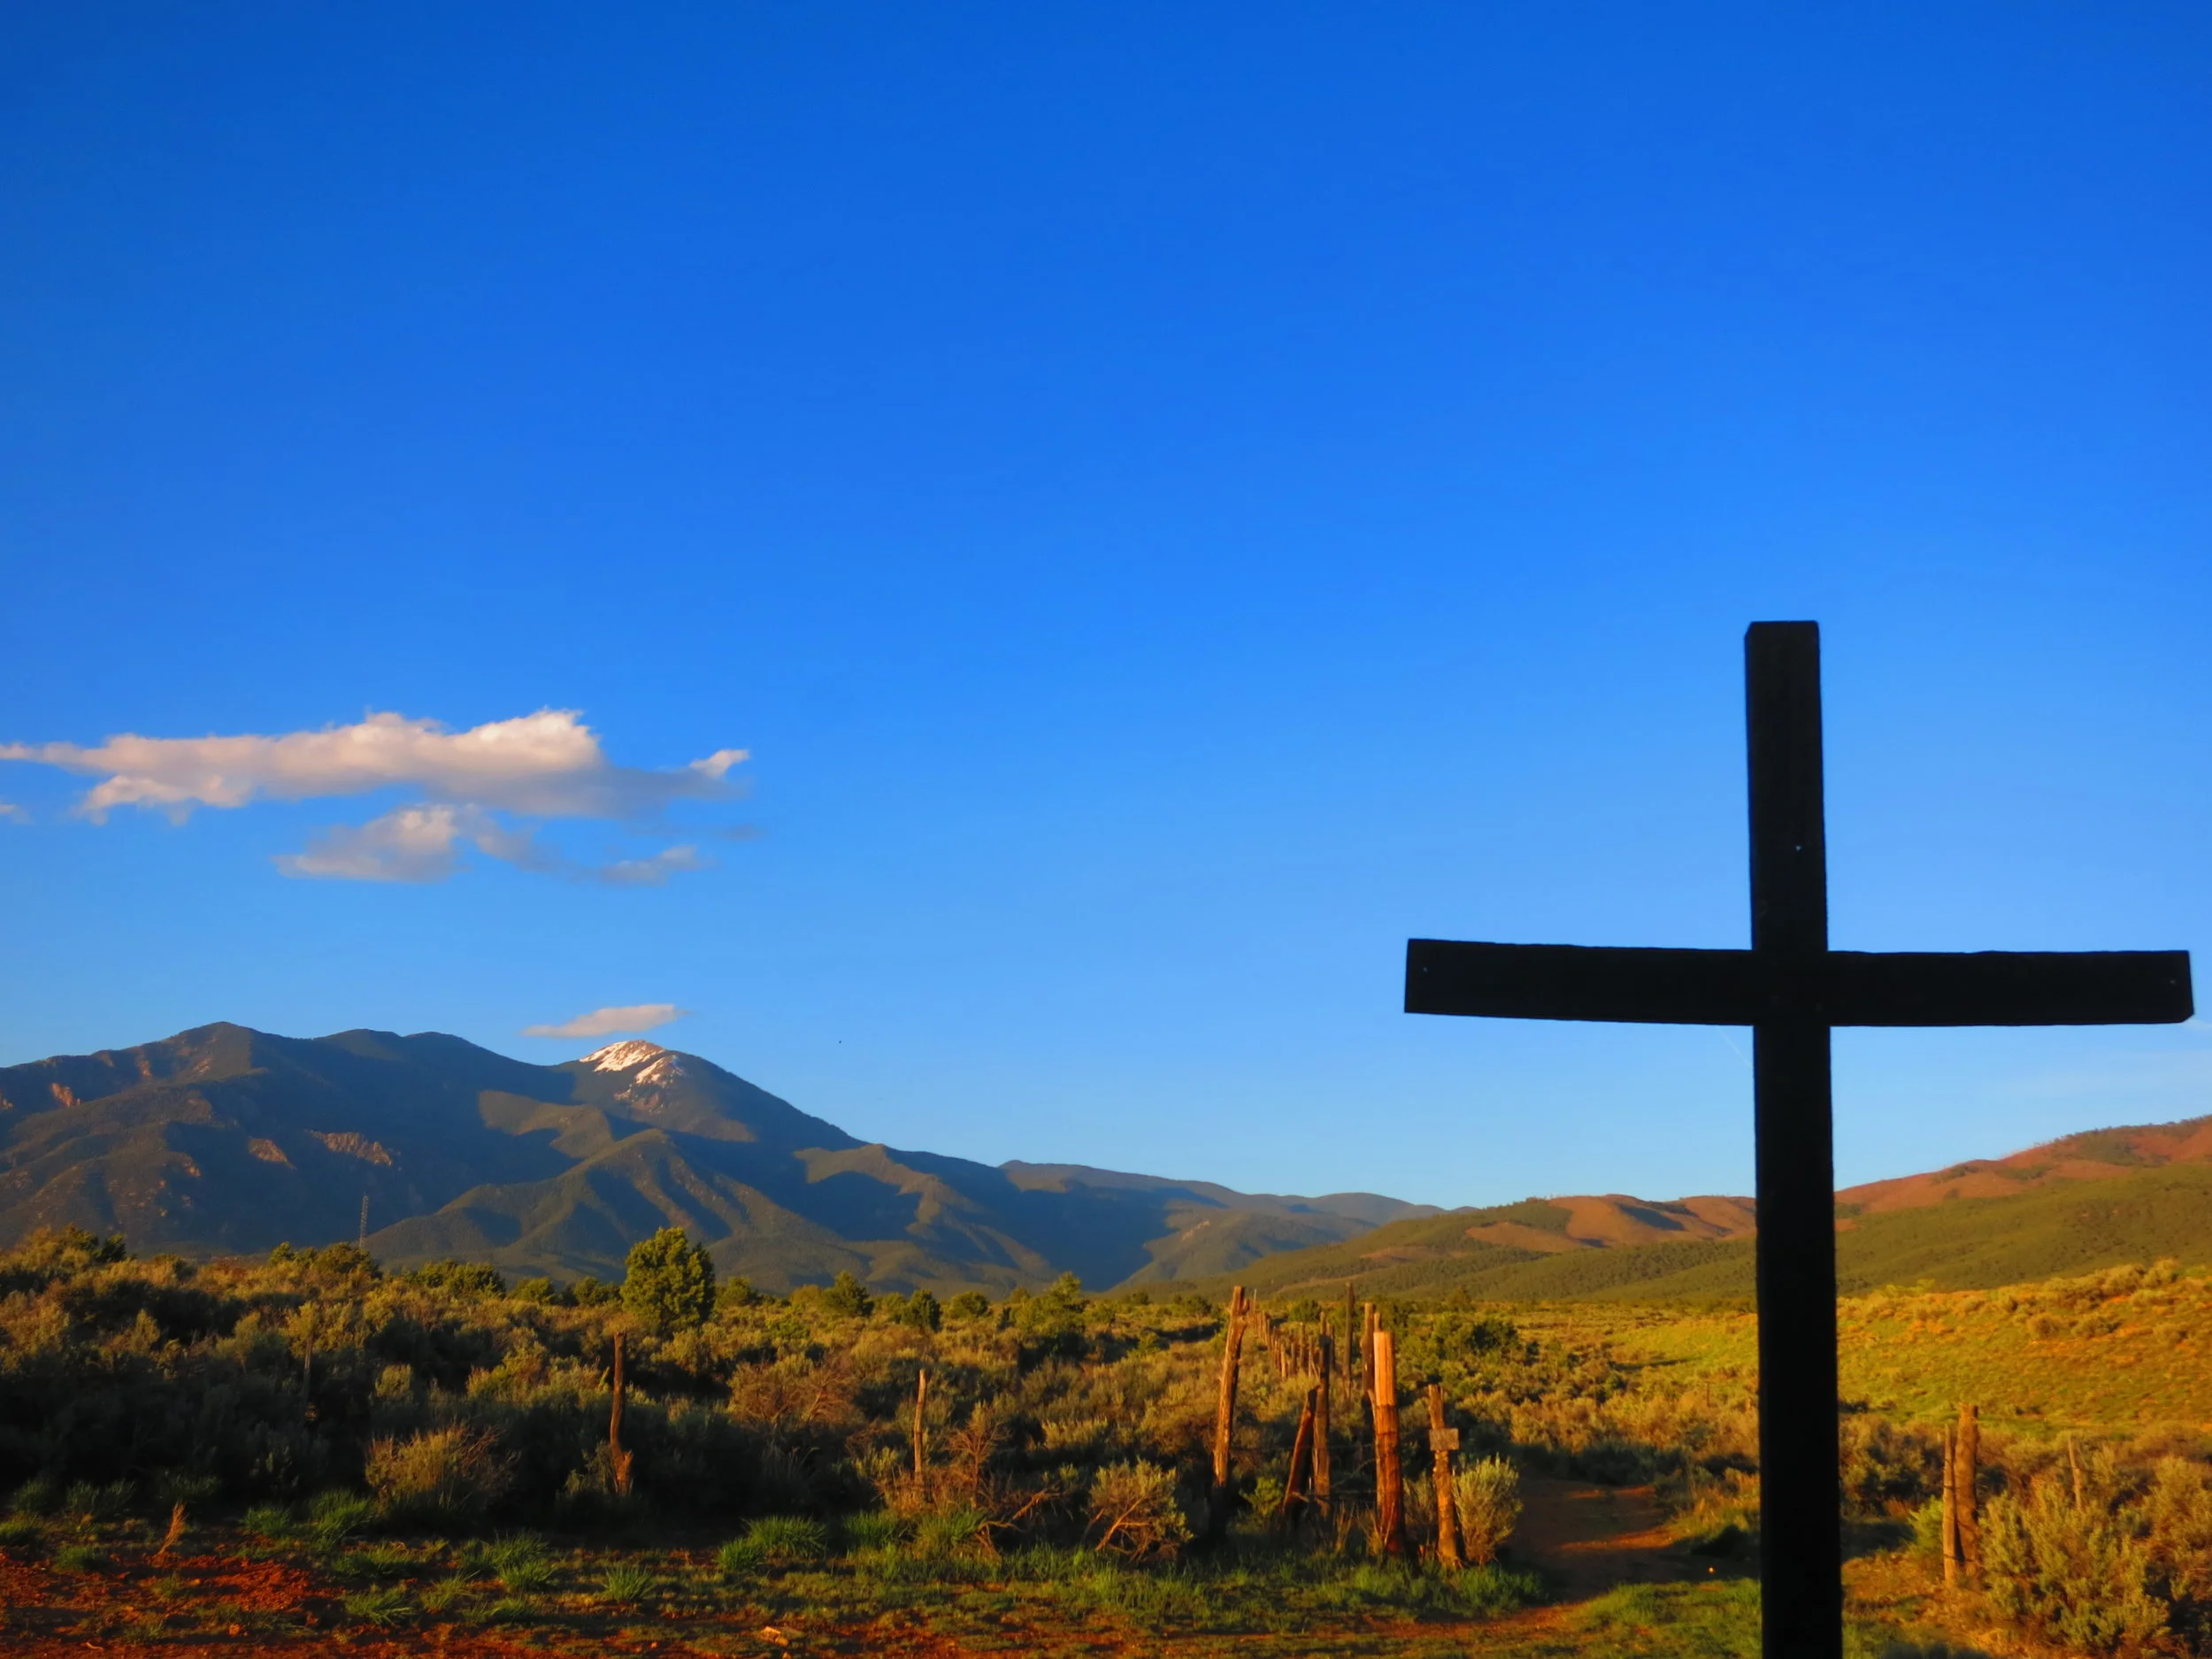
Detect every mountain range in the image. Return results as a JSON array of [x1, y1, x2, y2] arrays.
[[4, 1021, 2208, 1298], [0, 1024, 1435, 1291]]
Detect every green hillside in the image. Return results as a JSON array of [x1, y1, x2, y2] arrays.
[[1192, 1163, 2212, 1302]]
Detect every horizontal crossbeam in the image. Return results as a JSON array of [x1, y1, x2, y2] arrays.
[[1404, 940, 2193, 1027]]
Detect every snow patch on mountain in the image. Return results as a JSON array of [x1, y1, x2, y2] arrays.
[[585, 1040, 669, 1073]]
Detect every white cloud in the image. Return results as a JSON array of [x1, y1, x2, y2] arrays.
[[0, 802, 27, 824], [276, 804, 557, 883], [521, 1002, 689, 1040], [597, 844, 707, 887], [0, 710, 743, 820], [3, 710, 747, 885]]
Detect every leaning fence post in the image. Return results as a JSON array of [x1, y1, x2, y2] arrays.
[[1210, 1285, 1248, 1539], [609, 1330, 634, 1498], [1279, 1388, 1318, 1528], [1313, 1333, 1333, 1517]]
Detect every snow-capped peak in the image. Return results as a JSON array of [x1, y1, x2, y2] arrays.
[[584, 1040, 669, 1073]]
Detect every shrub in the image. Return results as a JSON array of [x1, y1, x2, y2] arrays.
[[570, 1275, 618, 1307], [0, 1517, 43, 1550], [901, 1289, 943, 1333], [403, 1260, 507, 1298], [737, 1514, 830, 1567], [946, 1291, 991, 1322], [621, 1228, 716, 1335], [1455, 1458, 1523, 1566], [841, 1510, 904, 1555], [1984, 1473, 2166, 1653], [1086, 1461, 1191, 1562], [243, 1503, 299, 1541], [10, 1477, 61, 1517], [821, 1271, 872, 1319], [599, 1563, 654, 1604], [365, 1427, 514, 1525]]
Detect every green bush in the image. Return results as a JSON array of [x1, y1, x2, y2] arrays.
[[901, 1289, 943, 1333], [403, 1260, 507, 1298], [1085, 1461, 1189, 1562], [1984, 1472, 2166, 1653], [841, 1510, 904, 1554], [946, 1290, 991, 1321], [599, 1563, 654, 1605], [9, 1476, 61, 1517], [0, 1517, 43, 1550], [51, 1543, 107, 1573], [733, 1514, 830, 1567], [1455, 1457, 1523, 1566], [365, 1427, 514, 1525], [621, 1228, 716, 1335], [821, 1271, 872, 1319]]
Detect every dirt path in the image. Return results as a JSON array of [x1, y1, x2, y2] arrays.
[[1509, 1476, 1723, 1601]]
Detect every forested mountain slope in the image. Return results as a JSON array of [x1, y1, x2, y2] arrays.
[[0, 1025, 1433, 1291]]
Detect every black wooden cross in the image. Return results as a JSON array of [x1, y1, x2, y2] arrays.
[[1405, 622, 2192, 1659]]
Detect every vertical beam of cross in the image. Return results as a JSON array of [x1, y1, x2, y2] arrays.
[[1401, 620, 2190, 1659], [1746, 622, 1842, 1656]]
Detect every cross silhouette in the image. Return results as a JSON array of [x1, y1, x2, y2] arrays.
[[1405, 622, 2192, 1659]]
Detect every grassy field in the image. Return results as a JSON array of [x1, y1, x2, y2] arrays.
[[1592, 1259, 2212, 1438]]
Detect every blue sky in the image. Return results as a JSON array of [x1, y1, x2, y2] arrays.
[[2, 4, 2207, 1209]]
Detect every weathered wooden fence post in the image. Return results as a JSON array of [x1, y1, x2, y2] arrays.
[[610, 1330, 634, 1498], [1210, 1285, 1248, 1539], [1342, 1282, 1357, 1386], [1314, 1333, 1333, 1517], [1372, 1327, 1405, 1556], [1427, 1382, 1464, 1570], [914, 1367, 930, 1487], [1279, 1388, 1318, 1528], [1956, 1403, 1981, 1584], [1939, 1422, 1959, 1586]]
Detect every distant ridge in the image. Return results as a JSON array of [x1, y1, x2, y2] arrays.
[[0, 1024, 1436, 1291], [1185, 1114, 2212, 1302]]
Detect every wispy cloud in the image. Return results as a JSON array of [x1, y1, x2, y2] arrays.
[[1, 710, 746, 883], [0, 802, 27, 825], [522, 1002, 689, 1040]]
